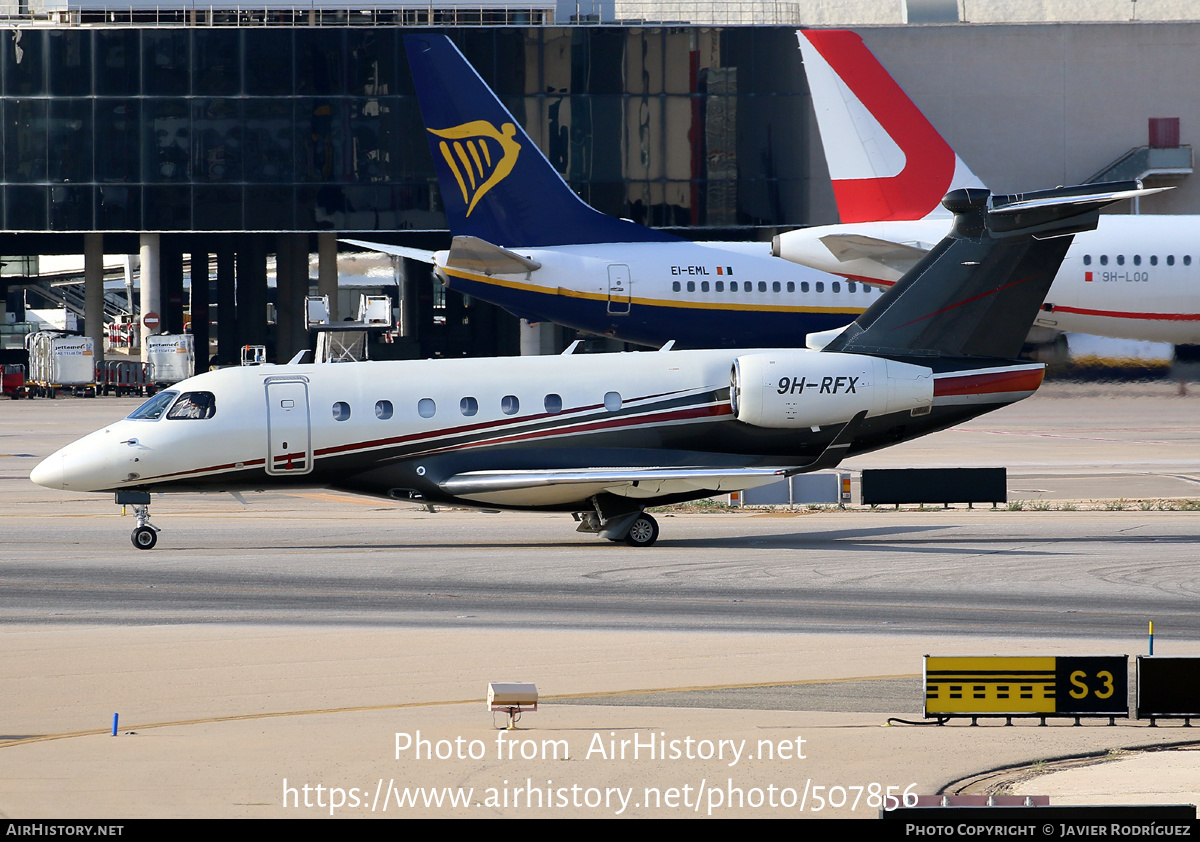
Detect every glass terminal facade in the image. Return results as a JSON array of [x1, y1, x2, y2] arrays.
[[1, 26, 812, 234]]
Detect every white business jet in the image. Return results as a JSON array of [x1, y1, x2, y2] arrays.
[[31, 182, 1148, 549]]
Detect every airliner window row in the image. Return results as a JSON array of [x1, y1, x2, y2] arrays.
[[1082, 254, 1193, 267], [670, 280, 873, 294], [336, 393, 626, 422]]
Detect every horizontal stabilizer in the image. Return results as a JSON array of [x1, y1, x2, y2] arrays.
[[445, 236, 541, 276], [340, 239, 437, 264], [819, 233, 931, 265], [826, 181, 1157, 360]]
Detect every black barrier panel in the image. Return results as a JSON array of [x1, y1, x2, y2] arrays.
[[1138, 656, 1200, 719], [860, 467, 1006, 505], [1055, 656, 1128, 716]]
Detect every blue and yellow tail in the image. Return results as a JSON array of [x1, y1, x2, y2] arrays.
[[405, 34, 679, 248]]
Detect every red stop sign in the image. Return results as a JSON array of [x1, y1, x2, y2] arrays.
[[143, 311, 160, 330]]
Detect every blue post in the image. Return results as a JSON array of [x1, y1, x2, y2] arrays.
[[1149, 621, 1154, 656], [111, 713, 118, 736]]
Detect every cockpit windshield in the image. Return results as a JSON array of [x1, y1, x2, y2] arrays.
[[127, 390, 179, 421], [167, 391, 217, 420]]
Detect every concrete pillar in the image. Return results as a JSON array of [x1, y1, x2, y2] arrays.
[[139, 233, 160, 363], [318, 232, 338, 322], [83, 232, 104, 366], [519, 318, 548, 355]]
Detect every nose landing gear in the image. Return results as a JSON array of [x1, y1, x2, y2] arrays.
[[117, 491, 159, 550]]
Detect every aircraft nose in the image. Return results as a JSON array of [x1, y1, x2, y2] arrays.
[[30, 452, 66, 490]]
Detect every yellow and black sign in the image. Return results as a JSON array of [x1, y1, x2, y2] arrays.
[[925, 656, 1127, 717]]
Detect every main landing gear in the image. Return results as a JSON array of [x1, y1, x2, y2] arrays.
[[117, 492, 159, 550], [573, 495, 660, 547]]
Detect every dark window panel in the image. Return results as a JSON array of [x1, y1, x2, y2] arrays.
[[96, 184, 140, 230], [5, 99, 47, 183], [6, 186, 48, 231], [295, 98, 345, 183], [144, 98, 190, 183], [245, 30, 293, 96], [94, 99, 141, 183], [244, 99, 294, 183], [143, 30, 190, 97], [346, 29, 398, 97], [194, 30, 240, 96], [48, 30, 91, 96], [192, 99, 242, 183], [244, 185, 293, 230], [94, 30, 140, 96], [48, 99, 93, 184], [573, 29, 625, 96], [50, 184, 94, 230], [143, 185, 192, 230], [296, 29, 345, 96], [193, 185, 243, 230], [5, 29, 46, 97]]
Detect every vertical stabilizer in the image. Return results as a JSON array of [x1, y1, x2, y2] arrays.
[[826, 182, 1157, 359], [405, 34, 680, 248], [798, 30, 986, 223]]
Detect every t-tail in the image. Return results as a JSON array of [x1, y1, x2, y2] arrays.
[[797, 29, 986, 223], [405, 34, 679, 248], [825, 182, 1161, 360]]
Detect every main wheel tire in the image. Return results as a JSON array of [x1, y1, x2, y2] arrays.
[[131, 526, 157, 550], [623, 513, 659, 547]]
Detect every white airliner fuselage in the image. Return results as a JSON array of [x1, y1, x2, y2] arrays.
[[777, 215, 1200, 345]]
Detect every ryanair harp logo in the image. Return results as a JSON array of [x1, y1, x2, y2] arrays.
[[429, 121, 521, 217]]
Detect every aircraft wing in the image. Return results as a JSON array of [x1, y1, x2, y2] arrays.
[[340, 239, 439, 264], [440, 411, 866, 504]]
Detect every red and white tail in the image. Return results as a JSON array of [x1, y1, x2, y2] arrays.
[[798, 30, 985, 223]]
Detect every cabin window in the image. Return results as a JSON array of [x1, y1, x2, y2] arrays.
[[604, 391, 622, 412], [460, 397, 478, 416], [672, 281, 680, 292], [787, 282, 795, 293], [715, 280, 724, 292], [686, 281, 695, 292], [417, 398, 436, 418], [1099, 255, 1108, 266], [1168, 255, 1176, 266], [544, 394, 563, 414], [1133, 255, 1141, 266], [701, 281, 709, 292], [1186, 255, 1193, 266], [730, 281, 739, 292], [801, 281, 809, 293], [757, 281, 767, 292], [1150, 255, 1158, 266], [501, 395, 519, 415], [375, 400, 393, 420], [128, 390, 178, 420], [1083, 254, 1092, 265], [815, 281, 824, 293], [848, 282, 857, 293], [332, 402, 350, 421], [1116, 255, 1125, 266], [832, 281, 841, 293], [167, 391, 216, 420], [770, 281, 779, 293]]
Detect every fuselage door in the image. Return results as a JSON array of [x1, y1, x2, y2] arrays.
[[607, 264, 631, 315], [265, 377, 312, 475]]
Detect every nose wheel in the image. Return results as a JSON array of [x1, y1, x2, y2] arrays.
[[122, 497, 160, 550], [132, 524, 158, 550]]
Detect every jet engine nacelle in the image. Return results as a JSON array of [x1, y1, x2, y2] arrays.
[[731, 351, 933, 429]]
